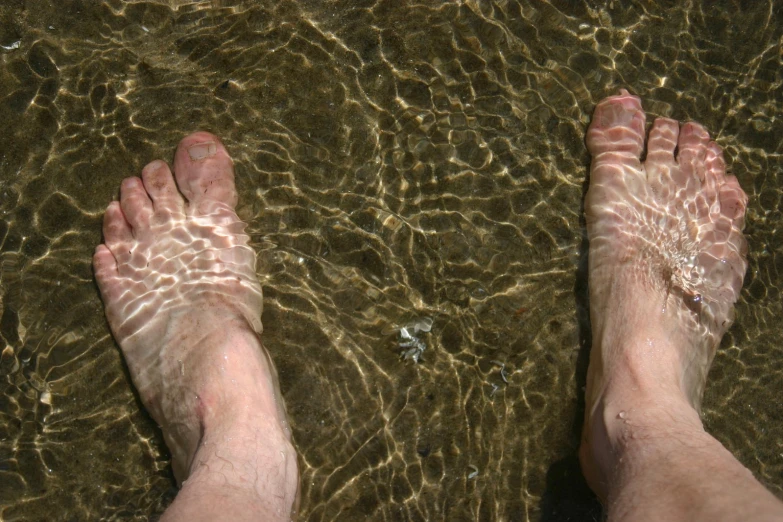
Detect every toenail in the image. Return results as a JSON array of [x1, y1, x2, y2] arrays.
[[188, 141, 217, 160], [145, 159, 166, 171]]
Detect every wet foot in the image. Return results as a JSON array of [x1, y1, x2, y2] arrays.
[[93, 132, 298, 519], [580, 91, 748, 499]]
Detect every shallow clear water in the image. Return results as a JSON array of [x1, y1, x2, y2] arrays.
[[1, 1, 781, 520]]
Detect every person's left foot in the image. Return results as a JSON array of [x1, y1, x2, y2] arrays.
[[93, 132, 298, 514]]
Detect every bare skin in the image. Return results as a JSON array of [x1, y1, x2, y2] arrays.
[[90, 101, 783, 521], [580, 90, 783, 521], [93, 132, 298, 521]]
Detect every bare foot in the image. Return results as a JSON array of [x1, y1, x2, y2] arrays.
[[93, 132, 298, 520], [580, 91, 748, 499]]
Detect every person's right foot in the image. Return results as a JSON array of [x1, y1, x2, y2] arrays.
[[93, 132, 299, 519], [580, 90, 748, 499]]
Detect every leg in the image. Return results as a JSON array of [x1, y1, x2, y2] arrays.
[[580, 90, 783, 521], [93, 132, 299, 521]]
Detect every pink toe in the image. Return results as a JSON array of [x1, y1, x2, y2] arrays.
[[704, 142, 727, 184], [141, 160, 185, 216], [587, 90, 648, 197], [699, 141, 727, 211], [102, 201, 133, 245], [645, 117, 679, 164], [93, 243, 117, 271], [719, 175, 748, 226], [173, 131, 238, 209], [587, 90, 646, 159], [120, 177, 154, 231], [676, 122, 711, 164], [93, 244, 118, 295]]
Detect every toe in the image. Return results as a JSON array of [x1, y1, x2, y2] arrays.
[[676, 122, 711, 180], [718, 175, 748, 227], [644, 117, 680, 200], [141, 160, 185, 217], [704, 142, 727, 185], [103, 201, 133, 246], [715, 175, 749, 291], [93, 244, 119, 296], [645, 117, 679, 166], [701, 142, 727, 215], [173, 131, 238, 211], [586, 89, 646, 159], [586, 90, 648, 203], [120, 177, 154, 232]]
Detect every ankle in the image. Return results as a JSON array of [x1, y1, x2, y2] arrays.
[[164, 322, 292, 485], [194, 325, 289, 433], [584, 390, 705, 493], [582, 370, 705, 495], [182, 421, 299, 520], [602, 391, 703, 448], [193, 417, 297, 479]]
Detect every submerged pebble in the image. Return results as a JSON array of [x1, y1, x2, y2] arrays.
[[399, 317, 433, 363], [1, 40, 21, 51]]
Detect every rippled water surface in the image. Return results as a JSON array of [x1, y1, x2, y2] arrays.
[[1, 1, 782, 520]]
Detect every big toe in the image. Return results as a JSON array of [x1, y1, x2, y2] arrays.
[[586, 89, 646, 158], [173, 131, 238, 211], [585, 90, 648, 211], [93, 244, 125, 306]]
